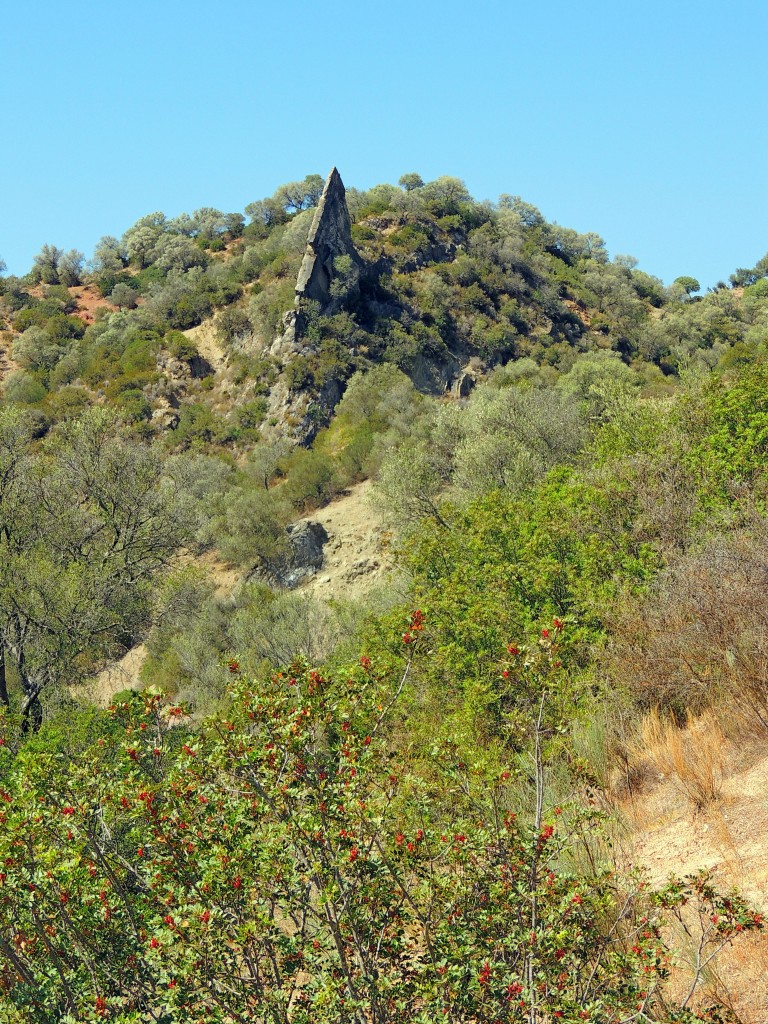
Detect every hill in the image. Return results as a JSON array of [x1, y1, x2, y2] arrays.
[[1, 170, 768, 1020]]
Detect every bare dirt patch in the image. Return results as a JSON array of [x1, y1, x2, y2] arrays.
[[299, 479, 394, 603], [620, 734, 768, 1020], [69, 284, 116, 325], [88, 644, 148, 707], [183, 320, 228, 374]]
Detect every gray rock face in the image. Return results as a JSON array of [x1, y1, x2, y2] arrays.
[[451, 371, 476, 398], [295, 168, 362, 309], [268, 520, 329, 590]]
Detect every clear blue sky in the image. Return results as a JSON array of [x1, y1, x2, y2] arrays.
[[1, 0, 766, 288]]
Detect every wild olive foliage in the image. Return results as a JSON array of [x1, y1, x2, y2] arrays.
[[0, 407, 194, 729]]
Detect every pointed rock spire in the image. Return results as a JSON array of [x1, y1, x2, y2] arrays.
[[295, 167, 362, 308]]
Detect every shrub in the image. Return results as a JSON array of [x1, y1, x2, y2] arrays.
[[165, 329, 199, 362], [2, 370, 47, 404], [0, 634, 757, 1021], [112, 388, 152, 423]]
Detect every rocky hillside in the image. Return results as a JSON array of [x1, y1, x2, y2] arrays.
[[5, 167, 764, 456]]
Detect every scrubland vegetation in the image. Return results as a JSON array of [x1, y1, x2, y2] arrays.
[[1, 172, 768, 1020]]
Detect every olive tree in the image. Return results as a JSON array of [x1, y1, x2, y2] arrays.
[[91, 234, 128, 273], [0, 407, 194, 730], [30, 244, 63, 284]]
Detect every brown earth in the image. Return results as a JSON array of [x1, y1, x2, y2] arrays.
[[68, 284, 116, 324], [299, 479, 395, 602], [183, 319, 229, 375], [619, 732, 768, 1020]]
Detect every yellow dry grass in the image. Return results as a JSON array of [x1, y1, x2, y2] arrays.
[[632, 708, 725, 811]]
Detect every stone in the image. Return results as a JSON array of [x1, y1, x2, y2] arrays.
[[151, 404, 180, 431], [451, 371, 476, 398], [261, 520, 329, 590], [295, 167, 362, 310], [285, 520, 328, 570]]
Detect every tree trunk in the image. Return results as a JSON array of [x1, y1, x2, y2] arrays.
[[20, 687, 43, 734], [0, 646, 8, 709]]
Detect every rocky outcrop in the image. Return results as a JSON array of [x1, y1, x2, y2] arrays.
[[451, 371, 476, 398], [295, 168, 362, 310], [260, 520, 329, 590]]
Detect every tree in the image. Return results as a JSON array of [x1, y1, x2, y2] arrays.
[[674, 275, 701, 298], [122, 212, 167, 268], [91, 235, 127, 273], [420, 176, 470, 215], [12, 326, 68, 371], [244, 196, 287, 228], [0, 407, 193, 730], [275, 174, 326, 213], [188, 207, 228, 239], [497, 194, 544, 228], [153, 234, 208, 273], [729, 267, 759, 288], [223, 211, 245, 237], [398, 172, 424, 191], [107, 282, 139, 310], [1, 370, 47, 405], [57, 249, 84, 287], [753, 252, 768, 279], [30, 244, 63, 285]]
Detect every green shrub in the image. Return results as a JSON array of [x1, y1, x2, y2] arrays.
[[165, 329, 199, 361], [284, 355, 315, 392], [112, 388, 152, 422], [2, 370, 47, 404]]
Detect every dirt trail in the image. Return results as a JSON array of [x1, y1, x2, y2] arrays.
[[621, 737, 768, 1019]]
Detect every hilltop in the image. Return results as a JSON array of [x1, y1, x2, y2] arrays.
[[5, 168, 764, 452]]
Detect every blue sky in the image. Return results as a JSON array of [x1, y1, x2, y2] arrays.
[[1, 0, 765, 288]]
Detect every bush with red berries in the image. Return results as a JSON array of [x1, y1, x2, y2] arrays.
[[0, 624, 759, 1022]]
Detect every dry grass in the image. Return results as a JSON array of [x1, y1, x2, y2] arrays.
[[661, 928, 768, 1024], [632, 709, 725, 810]]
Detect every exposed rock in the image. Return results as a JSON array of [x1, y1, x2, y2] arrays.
[[451, 371, 476, 398], [344, 557, 380, 581], [151, 403, 180, 431], [409, 351, 462, 395], [295, 168, 362, 310], [188, 354, 214, 379], [260, 520, 329, 590], [269, 309, 304, 362]]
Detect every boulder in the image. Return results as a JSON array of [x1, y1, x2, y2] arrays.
[[264, 520, 329, 590], [451, 371, 476, 398]]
